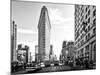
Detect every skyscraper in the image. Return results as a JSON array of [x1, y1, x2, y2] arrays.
[[11, 21, 17, 62], [38, 6, 51, 62]]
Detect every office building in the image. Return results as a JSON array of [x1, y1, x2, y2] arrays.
[[38, 6, 51, 62], [11, 20, 17, 62], [75, 5, 96, 63], [17, 44, 29, 63]]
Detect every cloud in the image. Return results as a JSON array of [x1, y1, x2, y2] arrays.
[[49, 8, 73, 25], [17, 28, 37, 34]]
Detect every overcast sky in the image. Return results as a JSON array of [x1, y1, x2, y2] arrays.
[[12, 1, 74, 61]]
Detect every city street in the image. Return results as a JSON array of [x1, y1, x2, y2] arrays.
[[12, 64, 95, 75], [12, 65, 72, 74], [11, 1, 96, 75]]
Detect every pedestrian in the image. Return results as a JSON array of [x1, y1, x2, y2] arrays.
[[84, 59, 89, 69]]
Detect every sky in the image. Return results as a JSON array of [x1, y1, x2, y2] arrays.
[[12, 1, 74, 61]]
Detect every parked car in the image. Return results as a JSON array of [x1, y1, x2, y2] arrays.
[[44, 61, 51, 67], [54, 61, 59, 66], [40, 62, 45, 67], [59, 63, 63, 66], [50, 63, 54, 66]]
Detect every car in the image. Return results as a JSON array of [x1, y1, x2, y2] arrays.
[[40, 62, 45, 67], [50, 63, 54, 66], [44, 61, 51, 67], [59, 63, 63, 66], [54, 61, 59, 66]]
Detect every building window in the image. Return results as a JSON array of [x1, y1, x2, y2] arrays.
[[81, 7, 83, 13], [88, 5, 90, 9], [94, 44, 96, 51], [43, 38, 45, 41], [93, 28, 96, 35], [81, 40, 84, 46], [94, 44, 96, 62], [78, 51, 80, 55], [81, 48, 84, 54], [85, 7, 87, 12], [43, 43, 45, 46], [88, 10, 90, 16], [93, 6, 95, 8], [43, 21, 45, 24], [93, 10, 96, 17], [81, 17, 82, 22], [85, 28, 87, 33], [85, 35, 87, 41], [93, 19, 96, 26], [81, 12, 83, 16], [42, 33, 45, 35], [88, 33, 90, 40], [85, 52, 89, 58], [88, 25, 90, 31], [85, 14, 87, 19], [88, 18, 90, 23], [86, 45, 89, 51]]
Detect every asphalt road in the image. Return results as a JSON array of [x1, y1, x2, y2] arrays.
[[12, 65, 95, 74], [12, 65, 72, 74], [38, 65, 71, 72]]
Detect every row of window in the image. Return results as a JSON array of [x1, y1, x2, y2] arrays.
[[76, 27, 96, 47], [78, 52, 89, 58], [78, 46, 88, 55], [93, 9, 96, 17], [75, 11, 96, 31], [75, 6, 96, 41], [85, 9, 96, 20], [75, 6, 96, 24], [78, 44, 96, 58], [93, 19, 96, 26], [76, 18, 96, 41], [42, 32, 45, 36], [85, 28, 96, 41], [85, 5, 90, 12]]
